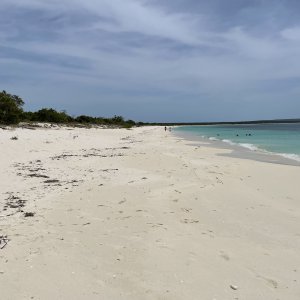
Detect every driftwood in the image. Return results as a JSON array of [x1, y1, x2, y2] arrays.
[[0, 236, 9, 249]]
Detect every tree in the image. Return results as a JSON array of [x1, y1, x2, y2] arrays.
[[112, 115, 124, 124], [0, 90, 24, 124], [32, 108, 72, 123]]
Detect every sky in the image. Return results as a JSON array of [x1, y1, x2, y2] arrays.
[[1, 0, 300, 122]]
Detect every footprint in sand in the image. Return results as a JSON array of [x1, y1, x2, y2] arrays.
[[181, 208, 192, 213], [118, 199, 126, 205], [181, 219, 199, 224], [220, 251, 230, 261], [259, 276, 278, 289]]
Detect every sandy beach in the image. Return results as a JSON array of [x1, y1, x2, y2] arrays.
[[0, 125, 299, 300]]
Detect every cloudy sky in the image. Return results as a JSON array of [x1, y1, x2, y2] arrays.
[[1, 0, 300, 122]]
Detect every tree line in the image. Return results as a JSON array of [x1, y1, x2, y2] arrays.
[[0, 90, 140, 128]]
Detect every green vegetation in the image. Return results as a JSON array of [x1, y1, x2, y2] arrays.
[[24, 108, 72, 123], [0, 90, 137, 128], [0, 90, 25, 124]]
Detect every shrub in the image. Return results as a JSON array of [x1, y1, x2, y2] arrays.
[[31, 108, 73, 123], [75, 115, 96, 123]]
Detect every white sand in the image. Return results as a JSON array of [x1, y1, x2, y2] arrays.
[[0, 125, 299, 299]]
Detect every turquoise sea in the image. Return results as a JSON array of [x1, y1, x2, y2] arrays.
[[175, 123, 300, 162]]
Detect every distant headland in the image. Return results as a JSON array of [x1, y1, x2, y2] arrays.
[[145, 119, 300, 126]]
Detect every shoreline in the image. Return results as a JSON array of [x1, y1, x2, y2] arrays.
[[1, 126, 300, 299], [173, 129, 300, 167]]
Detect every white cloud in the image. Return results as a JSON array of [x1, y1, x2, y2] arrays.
[[222, 27, 281, 59], [281, 27, 300, 41], [1, 0, 204, 45], [75, 0, 207, 45], [1, 0, 300, 120]]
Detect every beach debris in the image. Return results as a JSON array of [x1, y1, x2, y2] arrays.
[[44, 179, 60, 184], [51, 154, 80, 160], [51, 150, 125, 160], [101, 168, 119, 172], [14, 161, 48, 180], [230, 284, 238, 290], [0, 236, 9, 250], [27, 173, 49, 179], [24, 212, 35, 217], [4, 195, 26, 210], [70, 180, 80, 186], [10, 136, 18, 140]]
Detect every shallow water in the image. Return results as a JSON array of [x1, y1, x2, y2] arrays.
[[175, 123, 300, 162]]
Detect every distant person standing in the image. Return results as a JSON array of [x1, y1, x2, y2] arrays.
[[164, 126, 167, 131]]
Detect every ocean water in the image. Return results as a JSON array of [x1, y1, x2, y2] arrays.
[[175, 123, 300, 162]]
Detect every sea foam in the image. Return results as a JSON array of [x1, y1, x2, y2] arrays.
[[239, 143, 259, 151], [222, 139, 259, 151], [222, 139, 236, 146], [279, 153, 300, 162]]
